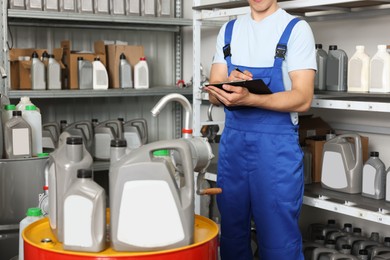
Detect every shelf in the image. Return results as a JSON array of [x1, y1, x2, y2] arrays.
[[304, 183, 390, 225], [8, 9, 192, 32], [193, 0, 390, 21], [7, 87, 193, 99], [312, 91, 390, 113]]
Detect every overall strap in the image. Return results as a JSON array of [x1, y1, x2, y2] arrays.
[[223, 19, 237, 67], [274, 17, 301, 68]]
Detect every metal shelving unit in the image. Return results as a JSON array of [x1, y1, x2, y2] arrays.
[[193, 0, 390, 224]]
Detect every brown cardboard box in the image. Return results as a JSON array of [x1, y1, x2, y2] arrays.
[[305, 134, 369, 183], [61, 40, 106, 89], [9, 48, 64, 90], [299, 116, 332, 145], [105, 44, 144, 89]]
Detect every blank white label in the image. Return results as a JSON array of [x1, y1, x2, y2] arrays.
[[12, 128, 30, 155]]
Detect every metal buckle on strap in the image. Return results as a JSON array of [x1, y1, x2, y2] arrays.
[[223, 44, 231, 59], [275, 44, 287, 60]]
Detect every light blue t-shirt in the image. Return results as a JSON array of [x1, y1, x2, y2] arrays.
[[212, 8, 317, 124]]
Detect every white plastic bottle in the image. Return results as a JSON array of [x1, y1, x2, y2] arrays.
[[4, 110, 32, 159], [22, 105, 43, 156], [47, 54, 62, 90], [92, 57, 109, 90], [157, 0, 171, 17], [43, 0, 59, 11], [78, 0, 94, 13], [111, 0, 125, 15], [141, 0, 156, 16], [63, 169, 106, 252], [31, 52, 46, 90], [126, 0, 140, 15], [26, 0, 43, 10], [134, 57, 149, 89], [119, 53, 133, 88], [10, 0, 26, 9], [348, 45, 370, 92], [60, 0, 77, 12], [94, 0, 110, 14], [369, 45, 390, 93], [19, 208, 43, 260]]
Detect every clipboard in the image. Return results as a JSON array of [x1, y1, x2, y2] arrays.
[[204, 79, 272, 95]]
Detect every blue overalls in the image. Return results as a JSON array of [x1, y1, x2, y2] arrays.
[[216, 18, 304, 260]]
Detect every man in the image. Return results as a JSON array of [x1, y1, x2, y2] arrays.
[[204, 0, 316, 259]]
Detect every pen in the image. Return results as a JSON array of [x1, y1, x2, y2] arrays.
[[235, 67, 243, 73]]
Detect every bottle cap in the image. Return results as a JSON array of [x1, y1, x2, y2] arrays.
[[60, 120, 67, 124], [77, 169, 93, 179], [26, 207, 43, 217], [370, 151, 379, 157], [327, 219, 336, 225], [94, 56, 100, 61], [341, 244, 351, 249], [25, 105, 37, 111], [4, 104, 16, 110], [384, 237, 390, 242], [153, 149, 170, 156], [31, 52, 39, 58], [66, 136, 83, 145], [120, 53, 126, 59], [329, 45, 338, 50], [20, 96, 31, 102], [42, 51, 49, 58], [92, 118, 98, 123], [343, 223, 352, 228], [353, 227, 362, 233], [37, 153, 49, 157], [356, 45, 365, 51], [12, 110, 22, 116], [77, 57, 84, 61], [49, 54, 55, 59], [140, 57, 146, 61], [110, 139, 127, 148], [315, 44, 323, 49]]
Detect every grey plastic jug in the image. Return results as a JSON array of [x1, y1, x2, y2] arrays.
[[326, 45, 348, 92], [315, 43, 328, 91], [62, 120, 94, 155], [362, 151, 386, 199], [109, 139, 194, 251], [77, 57, 93, 89], [119, 53, 133, 88], [336, 228, 363, 250], [123, 118, 148, 149], [321, 134, 363, 194], [303, 240, 325, 260], [94, 119, 124, 160], [63, 169, 106, 252], [48, 136, 93, 242]]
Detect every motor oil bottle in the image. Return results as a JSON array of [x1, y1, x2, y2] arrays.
[[2, 104, 16, 126], [22, 105, 43, 156], [336, 228, 363, 250], [134, 57, 149, 89], [308, 219, 338, 241], [63, 169, 106, 252], [157, 0, 171, 17], [94, 0, 110, 14], [348, 45, 370, 92], [141, 0, 156, 16], [311, 240, 338, 260], [119, 53, 133, 88], [48, 136, 93, 242], [109, 139, 194, 251], [16, 96, 40, 112], [110, 139, 128, 163], [59, 0, 76, 12], [357, 249, 369, 260], [43, 0, 59, 11], [302, 239, 325, 260], [62, 120, 94, 155], [371, 237, 390, 258], [78, 0, 94, 13], [123, 118, 148, 149], [126, 0, 140, 15], [111, 0, 125, 14], [4, 110, 32, 159], [94, 119, 123, 160], [31, 52, 46, 90], [78, 57, 93, 89], [326, 45, 348, 92], [19, 208, 43, 260], [26, 0, 42, 10], [92, 57, 109, 90], [362, 151, 386, 199], [369, 45, 390, 93], [42, 122, 60, 145], [47, 54, 61, 90], [10, 0, 26, 9]]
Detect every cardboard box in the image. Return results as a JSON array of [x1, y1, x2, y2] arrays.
[[299, 115, 332, 145], [9, 48, 64, 90], [61, 40, 106, 89], [305, 134, 369, 183], [105, 44, 144, 89]]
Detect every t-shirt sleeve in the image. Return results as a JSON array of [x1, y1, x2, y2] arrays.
[[212, 23, 228, 65], [287, 20, 317, 72]]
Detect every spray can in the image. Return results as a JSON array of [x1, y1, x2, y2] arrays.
[[4, 110, 32, 159], [78, 57, 93, 89], [92, 57, 109, 90], [134, 57, 149, 89], [63, 169, 106, 252], [47, 54, 62, 90], [119, 53, 133, 88], [362, 151, 386, 199], [31, 52, 46, 90], [22, 105, 43, 156], [369, 45, 390, 93], [19, 208, 43, 260], [326, 45, 348, 92], [48, 136, 93, 242]]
